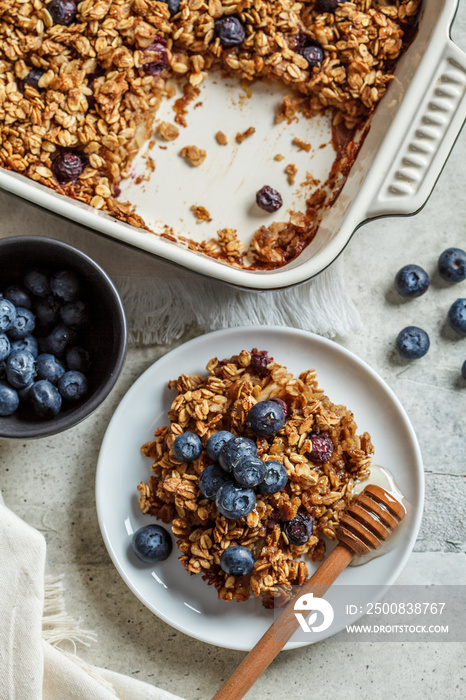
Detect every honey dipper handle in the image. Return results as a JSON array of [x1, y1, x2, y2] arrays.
[[211, 544, 353, 700]]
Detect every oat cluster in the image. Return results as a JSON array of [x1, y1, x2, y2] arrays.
[[0, 0, 420, 263], [137, 349, 373, 606]]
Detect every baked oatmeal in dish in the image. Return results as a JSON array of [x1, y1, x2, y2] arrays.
[[137, 349, 373, 607], [0, 0, 421, 268]]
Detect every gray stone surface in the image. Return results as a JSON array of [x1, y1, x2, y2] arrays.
[[1, 5, 466, 699]]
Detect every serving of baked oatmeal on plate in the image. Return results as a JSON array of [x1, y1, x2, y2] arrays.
[[96, 326, 424, 649]]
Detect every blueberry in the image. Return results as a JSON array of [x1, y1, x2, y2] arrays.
[[0, 333, 11, 362], [246, 400, 285, 437], [18, 68, 45, 92], [0, 298, 17, 331], [3, 285, 32, 309], [58, 370, 88, 402], [256, 186, 283, 213], [173, 432, 202, 462], [131, 524, 172, 563], [394, 264, 430, 298], [50, 270, 80, 302], [258, 461, 288, 494], [24, 269, 50, 298], [0, 381, 19, 416], [269, 397, 288, 418], [302, 42, 325, 68], [11, 336, 39, 358], [220, 545, 255, 577], [308, 432, 334, 463], [6, 350, 35, 389], [206, 430, 235, 461], [283, 512, 314, 546], [438, 248, 466, 284], [142, 37, 169, 75], [17, 382, 34, 401], [163, 0, 180, 15], [462, 359, 466, 380], [219, 436, 257, 472], [448, 298, 466, 336], [318, 0, 344, 11], [233, 456, 266, 488], [59, 300, 89, 330], [36, 353, 65, 384], [214, 16, 246, 47], [396, 326, 430, 359], [250, 350, 273, 377], [198, 463, 231, 500], [48, 0, 77, 25], [33, 296, 62, 331], [7, 307, 36, 340], [65, 346, 91, 372], [42, 324, 77, 356], [30, 380, 62, 419], [216, 482, 256, 520], [51, 152, 85, 184]]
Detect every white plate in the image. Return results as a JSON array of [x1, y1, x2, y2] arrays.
[[96, 327, 424, 650]]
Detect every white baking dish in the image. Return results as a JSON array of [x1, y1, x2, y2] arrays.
[[1, 0, 465, 291]]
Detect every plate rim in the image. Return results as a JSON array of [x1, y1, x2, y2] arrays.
[[96, 325, 425, 650]]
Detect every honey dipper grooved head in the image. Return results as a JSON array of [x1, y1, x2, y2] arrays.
[[336, 485, 406, 557]]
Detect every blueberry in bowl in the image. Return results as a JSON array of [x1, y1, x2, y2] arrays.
[[0, 236, 127, 439]]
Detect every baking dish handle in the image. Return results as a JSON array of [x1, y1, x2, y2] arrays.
[[367, 38, 466, 219]]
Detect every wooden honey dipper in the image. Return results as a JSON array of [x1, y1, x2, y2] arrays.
[[212, 484, 406, 700]]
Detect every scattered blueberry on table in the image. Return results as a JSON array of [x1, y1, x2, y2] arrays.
[[394, 264, 430, 298], [396, 326, 430, 359], [255, 186, 283, 213], [283, 512, 314, 546], [462, 359, 466, 380], [438, 247, 466, 284], [447, 298, 466, 336], [220, 545, 255, 577], [173, 432, 203, 462], [0, 267, 92, 420], [131, 524, 173, 563], [246, 399, 285, 437]]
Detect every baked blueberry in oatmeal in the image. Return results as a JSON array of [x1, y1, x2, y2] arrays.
[[137, 349, 373, 607]]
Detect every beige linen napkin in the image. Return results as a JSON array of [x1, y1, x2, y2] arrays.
[[0, 492, 184, 700], [0, 191, 363, 345]]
